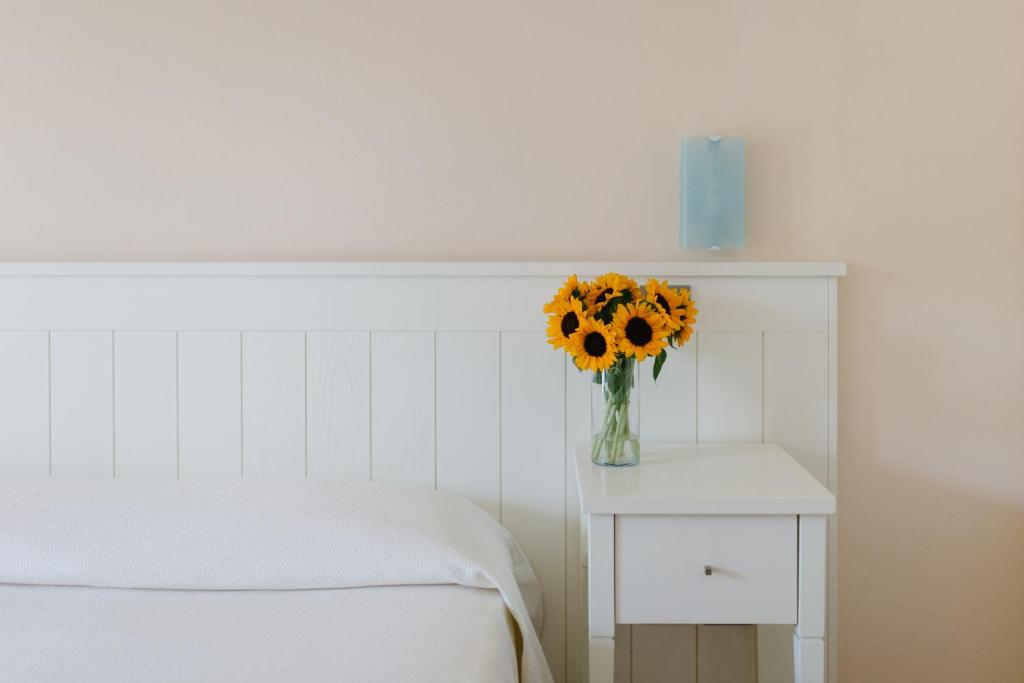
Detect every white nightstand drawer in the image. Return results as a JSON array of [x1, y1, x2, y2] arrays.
[[615, 514, 797, 624]]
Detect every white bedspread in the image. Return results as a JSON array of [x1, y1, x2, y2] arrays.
[[0, 478, 552, 683], [1, 583, 519, 683]]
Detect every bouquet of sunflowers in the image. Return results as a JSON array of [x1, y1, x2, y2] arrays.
[[545, 273, 697, 466]]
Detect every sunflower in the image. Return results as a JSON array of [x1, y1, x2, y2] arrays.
[[546, 297, 586, 351], [586, 273, 643, 313], [611, 303, 670, 361], [644, 280, 698, 339], [675, 324, 694, 345], [567, 317, 619, 371], [675, 290, 698, 327], [671, 290, 698, 343], [644, 279, 687, 329], [543, 274, 588, 314]]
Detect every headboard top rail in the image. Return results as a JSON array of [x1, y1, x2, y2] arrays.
[[0, 261, 846, 278]]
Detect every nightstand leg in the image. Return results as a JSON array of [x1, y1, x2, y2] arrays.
[[588, 636, 615, 683], [587, 514, 615, 683], [794, 515, 828, 683], [793, 633, 825, 683]]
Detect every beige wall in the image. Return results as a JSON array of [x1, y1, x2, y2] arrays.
[[2, 2, 1022, 680]]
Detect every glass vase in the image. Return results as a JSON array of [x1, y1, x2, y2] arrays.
[[591, 358, 640, 467]]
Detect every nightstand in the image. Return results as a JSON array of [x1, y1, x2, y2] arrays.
[[576, 442, 836, 683]]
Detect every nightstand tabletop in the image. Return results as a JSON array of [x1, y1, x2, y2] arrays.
[[575, 442, 836, 516]]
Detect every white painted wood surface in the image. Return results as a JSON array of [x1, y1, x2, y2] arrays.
[[436, 332, 500, 518], [0, 261, 847, 278], [577, 443, 834, 683], [638, 340, 697, 443], [758, 328, 826, 683], [0, 332, 49, 476], [0, 276, 831, 334], [827, 276, 840, 683], [575, 444, 836, 516], [113, 331, 177, 478], [0, 262, 843, 683], [615, 514, 797, 625], [565, 359, 593, 683], [797, 516, 829, 639], [50, 331, 113, 476], [177, 331, 242, 477], [794, 631, 826, 683], [588, 514, 616, 683], [371, 331, 435, 487], [692, 277, 828, 333], [697, 332, 763, 442], [588, 515, 615, 640], [631, 342, 698, 681], [306, 331, 371, 480], [502, 331, 567, 679], [241, 331, 306, 477], [765, 332, 828, 485]]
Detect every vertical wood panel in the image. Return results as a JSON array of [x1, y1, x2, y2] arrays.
[[697, 332, 762, 442], [306, 331, 370, 480], [762, 332, 828, 683], [696, 625, 757, 683], [632, 625, 696, 683], [242, 331, 306, 476], [566, 360, 592, 683], [501, 331, 566, 682], [370, 331, 435, 487], [0, 332, 49, 476], [178, 331, 242, 477], [765, 332, 828, 484], [614, 624, 633, 683], [635, 342, 698, 683], [827, 277, 839, 683], [51, 331, 113, 476], [114, 331, 177, 477], [758, 625, 795, 683], [696, 334, 762, 682], [638, 339, 697, 441], [590, 636, 615, 683], [436, 332, 499, 518]]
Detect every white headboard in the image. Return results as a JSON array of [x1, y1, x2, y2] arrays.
[[0, 261, 844, 683]]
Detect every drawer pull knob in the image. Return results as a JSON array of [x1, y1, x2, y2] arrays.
[[704, 565, 713, 576]]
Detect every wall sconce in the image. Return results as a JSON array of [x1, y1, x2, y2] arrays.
[[680, 137, 745, 250]]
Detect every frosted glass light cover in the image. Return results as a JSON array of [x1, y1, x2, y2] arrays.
[[680, 137, 745, 249]]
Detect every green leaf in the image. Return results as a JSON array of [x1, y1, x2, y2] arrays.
[[592, 370, 603, 384], [652, 349, 668, 382]]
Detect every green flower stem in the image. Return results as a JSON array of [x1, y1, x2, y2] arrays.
[[591, 358, 637, 466]]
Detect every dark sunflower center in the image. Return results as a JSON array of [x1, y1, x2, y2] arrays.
[[560, 311, 579, 338], [655, 294, 671, 313], [582, 331, 608, 357], [593, 288, 614, 305], [625, 317, 653, 346]]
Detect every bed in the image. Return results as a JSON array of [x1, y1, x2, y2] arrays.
[[0, 478, 551, 683]]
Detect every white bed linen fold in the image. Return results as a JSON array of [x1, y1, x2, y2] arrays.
[[1, 583, 519, 683], [0, 478, 552, 683]]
